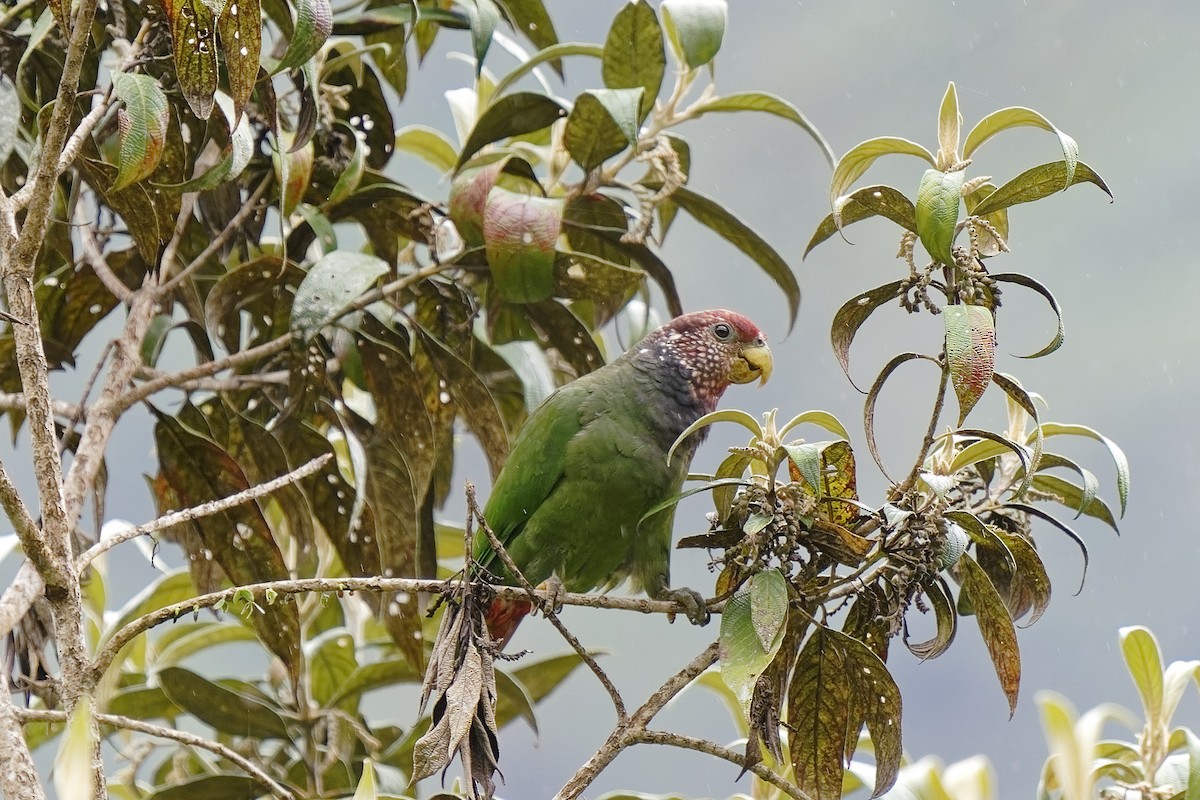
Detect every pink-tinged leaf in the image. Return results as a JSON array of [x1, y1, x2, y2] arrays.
[[217, 0, 261, 122], [448, 158, 511, 245], [945, 304, 996, 425], [160, 0, 219, 119], [483, 188, 562, 303], [272, 131, 314, 218], [274, 0, 332, 73], [956, 552, 1022, 715], [111, 73, 169, 191]]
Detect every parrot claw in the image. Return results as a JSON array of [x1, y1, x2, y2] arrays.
[[666, 587, 711, 627], [534, 576, 565, 616]]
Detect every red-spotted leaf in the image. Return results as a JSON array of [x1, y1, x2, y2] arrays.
[[483, 188, 563, 303], [273, 0, 332, 73], [915, 167, 965, 265], [956, 552, 1022, 715], [217, 0, 261, 122], [564, 88, 642, 171], [456, 92, 567, 169], [601, 1, 664, 121], [161, 0, 219, 118], [661, 0, 726, 69], [111, 73, 169, 191], [945, 304, 996, 425]]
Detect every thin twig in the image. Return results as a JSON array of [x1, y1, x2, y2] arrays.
[[160, 177, 272, 293], [633, 730, 813, 800], [16, 708, 295, 800], [78, 215, 133, 302], [467, 483, 628, 723], [0, 459, 44, 568], [76, 454, 331, 571]]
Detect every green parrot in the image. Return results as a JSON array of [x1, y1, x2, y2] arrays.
[[475, 309, 773, 644]]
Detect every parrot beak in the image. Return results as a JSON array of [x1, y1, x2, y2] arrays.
[[731, 341, 773, 386]]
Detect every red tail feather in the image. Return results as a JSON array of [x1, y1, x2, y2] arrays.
[[485, 596, 532, 648]]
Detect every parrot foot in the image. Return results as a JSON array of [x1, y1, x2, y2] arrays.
[[666, 586, 711, 626], [533, 576, 565, 616]]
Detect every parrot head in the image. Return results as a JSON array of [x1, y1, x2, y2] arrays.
[[646, 309, 773, 411]]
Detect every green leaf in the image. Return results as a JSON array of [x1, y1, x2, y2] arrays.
[[494, 668, 538, 733], [1037, 423, 1130, 517], [957, 553, 1021, 715], [719, 570, 787, 711], [690, 91, 835, 168], [778, 409, 852, 442], [462, 0, 500, 75], [309, 627, 359, 711], [290, 251, 388, 342], [328, 658, 421, 707], [564, 88, 643, 171], [457, 92, 567, 169], [944, 305, 996, 425], [105, 686, 181, 720], [483, 189, 563, 303], [1006, 501, 1091, 591], [328, 124, 367, 204], [805, 185, 916, 257], [504, 0, 561, 63], [648, 184, 800, 331], [493, 43, 603, 97], [1029, 472, 1117, 531], [1119, 625, 1164, 728], [158, 666, 291, 739], [153, 621, 257, 667], [53, 696, 96, 800], [962, 106, 1079, 186], [783, 443, 824, 496], [273, 0, 332, 72], [272, 130, 314, 217], [217, 0, 261, 122], [830, 136, 935, 226], [111, 73, 170, 190], [164, 0, 219, 118], [915, 168, 965, 265], [601, 2, 664, 121], [936, 82, 961, 168], [992, 273, 1064, 359], [147, 775, 267, 800], [101, 570, 197, 651], [394, 124, 459, 173], [971, 160, 1112, 216], [667, 408, 763, 465], [353, 759, 379, 800], [830, 280, 904, 391], [660, 0, 727, 69]]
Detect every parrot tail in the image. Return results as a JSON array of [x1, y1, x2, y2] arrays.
[[484, 595, 531, 648]]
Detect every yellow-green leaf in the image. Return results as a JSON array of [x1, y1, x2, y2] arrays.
[[915, 167, 965, 265]]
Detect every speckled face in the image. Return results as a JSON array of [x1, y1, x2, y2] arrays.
[[641, 309, 773, 411]]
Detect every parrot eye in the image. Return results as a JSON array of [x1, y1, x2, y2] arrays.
[[711, 322, 734, 342]]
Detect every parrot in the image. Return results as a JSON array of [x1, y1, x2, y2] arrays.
[[475, 308, 773, 645]]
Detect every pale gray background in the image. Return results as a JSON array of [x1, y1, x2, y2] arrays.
[[5, 1, 1199, 798]]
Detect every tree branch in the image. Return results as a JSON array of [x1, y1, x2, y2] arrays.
[[16, 708, 295, 800], [633, 730, 813, 800], [0, 685, 46, 800]]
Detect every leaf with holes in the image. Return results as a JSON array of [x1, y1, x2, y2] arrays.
[[274, 0, 331, 72], [161, 0, 219, 118], [661, 0, 726, 69], [957, 553, 1021, 715], [602, 1, 663, 121], [945, 304, 995, 424], [564, 88, 643, 171], [483, 189, 563, 303], [290, 251, 388, 342], [217, 0, 261, 121], [110, 74, 169, 190], [456, 92, 567, 169]]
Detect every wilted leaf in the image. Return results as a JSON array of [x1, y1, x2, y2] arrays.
[[274, 0, 332, 72], [601, 1, 664, 120], [944, 304, 996, 424], [111, 73, 170, 190], [483, 189, 563, 303], [905, 577, 957, 660], [956, 553, 1021, 715], [863, 352, 938, 479], [291, 251, 388, 341], [565, 88, 643, 171], [661, 0, 727, 68], [915, 168, 964, 265], [158, 666, 291, 738], [830, 280, 904, 390], [456, 92, 567, 169]]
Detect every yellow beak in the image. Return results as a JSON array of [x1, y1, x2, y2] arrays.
[[730, 342, 773, 386]]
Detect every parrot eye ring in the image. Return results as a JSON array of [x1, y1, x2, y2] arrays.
[[711, 322, 734, 341]]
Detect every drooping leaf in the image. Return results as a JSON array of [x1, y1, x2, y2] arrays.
[[601, 1, 664, 121], [691, 91, 835, 167], [830, 280, 904, 390], [905, 576, 957, 660], [1007, 500, 1093, 584], [971, 160, 1112, 216], [161, 0, 219, 118], [956, 553, 1021, 715], [991, 273, 1064, 358], [290, 251, 389, 342], [158, 666, 291, 739], [111, 73, 170, 190], [944, 304, 996, 425], [962, 106, 1079, 186], [863, 352, 938, 479], [915, 168, 965, 265], [394, 124, 459, 173], [462, 0, 500, 75], [493, 43, 602, 97], [309, 627, 359, 711], [830, 137, 935, 226], [564, 88, 643, 171], [660, 0, 727, 69], [483, 189, 563, 303], [53, 697, 96, 800], [805, 186, 916, 257], [992, 526, 1052, 626], [1038, 423, 1129, 517], [272, 130, 314, 217], [456, 92, 567, 169], [217, 0, 261, 121], [273, 0, 332, 72]]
